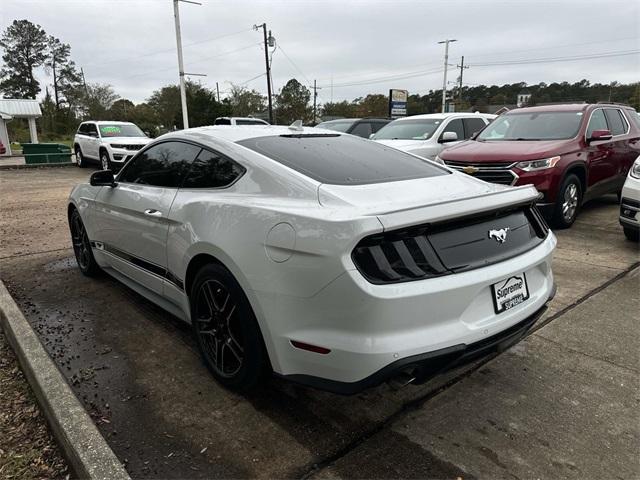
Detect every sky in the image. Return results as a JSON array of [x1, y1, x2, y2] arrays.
[[1, 0, 638, 105]]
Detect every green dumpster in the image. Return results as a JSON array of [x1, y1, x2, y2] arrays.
[[22, 143, 72, 164]]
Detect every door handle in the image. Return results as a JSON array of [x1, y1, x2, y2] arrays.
[[144, 209, 162, 217]]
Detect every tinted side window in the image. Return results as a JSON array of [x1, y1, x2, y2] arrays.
[[215, 118, 231, 125], [119, 141, 201, 187], [442, 118, 464, 140], [463, 118, 487, 139], [87, 124, 98, 136], [77, 124, 86, 134], [350, 122, 373, 138], [604, 109, 627, 135], [586, 109, 608, 138], [370, 121, 388, 133], [182, 149, 246, 188]]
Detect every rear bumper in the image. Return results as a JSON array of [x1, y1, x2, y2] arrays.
[[257, 232, 556, 389], [280, 288, 554, 395]]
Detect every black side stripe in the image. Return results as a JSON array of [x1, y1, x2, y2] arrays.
[[92, 241, 184, 291]]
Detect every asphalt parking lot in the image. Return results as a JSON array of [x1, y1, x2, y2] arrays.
[[0, 166, 638, 479]]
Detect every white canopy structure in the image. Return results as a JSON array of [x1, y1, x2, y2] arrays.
[[0, 98, 42, 155]]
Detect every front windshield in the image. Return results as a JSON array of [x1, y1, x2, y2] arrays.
[[316, 120, 355, 133], [477, 111, 583, 141], [373, 119, 442, 140], [99, 124, 146, 138]]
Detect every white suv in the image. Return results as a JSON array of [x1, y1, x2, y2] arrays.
[[373, 113, 496, 161], [74, 121, 152, 171], [620, 156, 640, 242]]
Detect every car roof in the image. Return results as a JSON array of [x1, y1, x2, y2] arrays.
[[82, 120, 136, 125], [217, 117, 268, 121], [161, 125, 342, 144], [393, 112, 496, 121], [509, 104, 589, 114], [319, 118, 360, 124]]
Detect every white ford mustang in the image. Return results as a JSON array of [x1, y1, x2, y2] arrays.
[[68, 125, 556, 394]]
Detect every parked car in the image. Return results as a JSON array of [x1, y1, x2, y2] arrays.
[[437, 104, 640, 228], [372, 113, 496, 160], [0, 140, 6, 155], [214, 117, 269, 126], [619, 156, 640, 241], [68, 125, 556, 394], [74, 121, 152, 171], [315, 118, 391, 138]]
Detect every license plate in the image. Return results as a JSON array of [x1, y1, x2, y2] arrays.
[[491, 273, 529, 314]]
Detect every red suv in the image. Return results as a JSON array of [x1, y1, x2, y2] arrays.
[[438, 104, 640, 227]]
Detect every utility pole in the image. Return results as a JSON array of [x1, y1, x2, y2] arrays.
[[216, 81, 220, 102], [438, 39, 457, 113], [312, 80, 322, 124], [173, 0, 204, 130], [456, 56, 469, 103], [255, 23, 275, 124], [80, 67, 88, 95]]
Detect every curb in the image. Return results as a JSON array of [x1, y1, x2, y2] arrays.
[[0, 280, 130, 480], [0, 162, 77, 170]]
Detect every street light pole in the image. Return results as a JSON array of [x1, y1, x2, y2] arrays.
[[438, 39, 457, 113]]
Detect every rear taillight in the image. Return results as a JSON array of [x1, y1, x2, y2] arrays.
[[352, 227, 447, 284], [527, 205, 550, 238], [352, 204, 549, 285]]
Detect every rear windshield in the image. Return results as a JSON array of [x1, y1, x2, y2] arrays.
[[477, 111, 583, 141], [237, 134, 446, 185]]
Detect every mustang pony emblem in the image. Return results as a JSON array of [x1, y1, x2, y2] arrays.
[[488, 228, 510, 243]]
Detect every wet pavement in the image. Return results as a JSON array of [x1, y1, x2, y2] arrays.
[[0, 167, 638, 479]]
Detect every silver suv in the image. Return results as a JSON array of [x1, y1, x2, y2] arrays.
[[373, 113, 495, 161]]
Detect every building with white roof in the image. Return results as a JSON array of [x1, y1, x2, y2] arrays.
[[0, 98, 42, 155]]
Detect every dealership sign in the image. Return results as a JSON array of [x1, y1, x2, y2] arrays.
[[389, 89, 408, 118]]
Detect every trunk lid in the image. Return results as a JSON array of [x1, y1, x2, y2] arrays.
[[318, 172, 540, 230]]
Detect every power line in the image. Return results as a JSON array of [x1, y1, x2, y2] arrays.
[[318, 66, 446, 89], [467, 36, 639, 60], [119, 42, 261, 80], [84, 27, 254, 69], [468, 49, 639, 67]]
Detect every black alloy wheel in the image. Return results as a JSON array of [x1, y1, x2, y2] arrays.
[[69, 209, 100, 276], [191, 264, 267, 391]]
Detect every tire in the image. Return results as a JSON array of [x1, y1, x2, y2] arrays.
[[552, 174, 582, 229], [69, 209, 101, 276], [100, 150, 111, 171], [190, 263, 268, 392], [623, 226, 639, 242], [75, 146, 86, 168]]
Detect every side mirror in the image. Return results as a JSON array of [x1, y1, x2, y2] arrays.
[[369, 133, 376, 140], [588, 129, 612, 142], [89, 131, 99, 138], [440, 131, 458, 143], [90, 170, 117, 187]]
